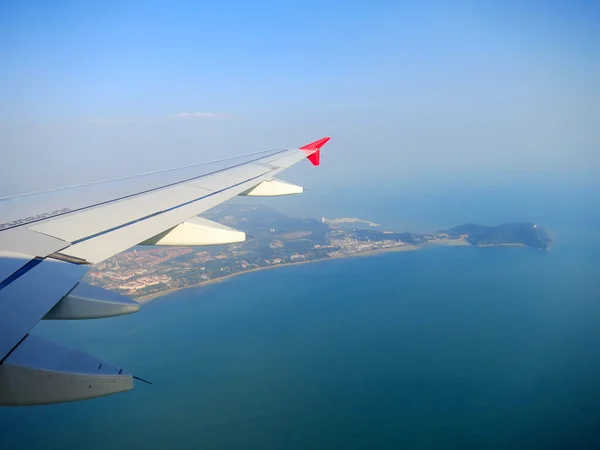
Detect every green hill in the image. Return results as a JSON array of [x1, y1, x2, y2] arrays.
[[440, 223, 551, 249]]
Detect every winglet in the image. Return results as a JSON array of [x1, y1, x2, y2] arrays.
[[299, 137, 330, 166]]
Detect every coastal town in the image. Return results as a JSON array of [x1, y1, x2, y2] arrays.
[[86, 204, 548, 302], [86, 205, 455, 300]]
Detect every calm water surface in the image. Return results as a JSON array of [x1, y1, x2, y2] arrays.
[[1, 185, 599, 449]]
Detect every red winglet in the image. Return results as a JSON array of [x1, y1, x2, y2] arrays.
[[299, 137, 330, 166]]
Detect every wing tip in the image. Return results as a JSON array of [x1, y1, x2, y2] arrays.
[[299, 137, 331, 151], [300, 137, 330, 166]]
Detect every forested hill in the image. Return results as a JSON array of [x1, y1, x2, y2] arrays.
[[440, 223, 551, 250]]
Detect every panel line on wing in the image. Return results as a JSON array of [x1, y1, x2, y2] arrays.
[[0, 334, 28, 365], [0, 258, 43, 293], [0, 148, 283, 202], [69, 171, 271, 246]]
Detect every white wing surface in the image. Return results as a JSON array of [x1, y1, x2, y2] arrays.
[[0, 137, 330, 405]]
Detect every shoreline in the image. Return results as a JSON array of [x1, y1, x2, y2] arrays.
[[135, 244, 421, 303], [134, 239, 537, 304]]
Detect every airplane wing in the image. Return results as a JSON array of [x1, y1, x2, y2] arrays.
[[0, 136, 330, 406]]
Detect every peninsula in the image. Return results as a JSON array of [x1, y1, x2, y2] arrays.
[[86, 205, 550, 302]]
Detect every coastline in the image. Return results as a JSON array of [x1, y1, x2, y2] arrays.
[[135, 238, 537, 304], [136, 244, 421, 303], [474, 243, 527, 248], [423, 239, 470, 246]]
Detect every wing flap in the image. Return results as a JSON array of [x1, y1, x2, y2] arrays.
[[43, 282, 141, 320], [55, 170, 269, 263], [0, 334, 132, 406], [0, 259, 89, 360], [30, 184, 210, 244], [31, 200, 150, 243], [0, 228, 70, 260]]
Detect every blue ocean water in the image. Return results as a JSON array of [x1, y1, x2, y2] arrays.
[[1, 183, 599, 449]]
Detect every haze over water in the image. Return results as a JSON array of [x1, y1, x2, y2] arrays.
[[2, 184, 599, 450], [2, 1, 599, 447]]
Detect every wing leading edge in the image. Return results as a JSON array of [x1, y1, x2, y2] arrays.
[[0, 137, 330, 405]]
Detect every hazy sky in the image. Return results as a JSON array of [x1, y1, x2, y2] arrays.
[[1, 0, 599, 195]]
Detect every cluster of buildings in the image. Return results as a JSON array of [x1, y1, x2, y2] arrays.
[[327, 236, 406, 257], [119, 274, 172, 292], [86, 214, 424, 299]]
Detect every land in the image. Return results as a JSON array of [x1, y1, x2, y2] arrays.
[[439, 223, 551, 249], [86, 205, 550, 302], [321, 217, 380, 227]]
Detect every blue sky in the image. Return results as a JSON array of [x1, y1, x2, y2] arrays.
[[1, 0, 599, 195]]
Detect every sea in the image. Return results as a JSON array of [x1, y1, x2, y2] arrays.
[[1, 178, 600, 450]]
